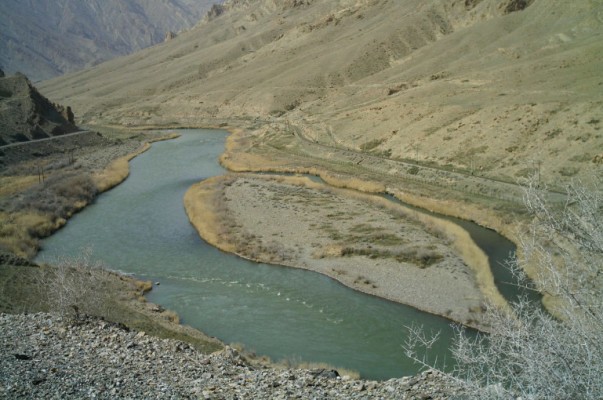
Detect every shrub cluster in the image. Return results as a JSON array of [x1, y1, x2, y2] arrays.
[[405, 177, 603, 399], [17, 172, 97, 219]]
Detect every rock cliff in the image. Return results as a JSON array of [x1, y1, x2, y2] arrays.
[[0, 73, 78, 145]]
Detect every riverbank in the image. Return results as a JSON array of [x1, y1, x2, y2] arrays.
[[185, 124, 538, 323], [0, 125, 536, 388], [0, 312, 462, 399], [219, 124, 564, 311], [0, 128, 224, 356], [185, 173, 507, 329], [0, 129, 176, 259]]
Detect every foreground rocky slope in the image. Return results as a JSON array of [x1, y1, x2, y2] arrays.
[[0, 0, 220, 81], [1, 313, 460, 399], [41, 0, 603, 188]]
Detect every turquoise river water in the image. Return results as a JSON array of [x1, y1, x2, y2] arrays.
[[37, 129, 526, 380]]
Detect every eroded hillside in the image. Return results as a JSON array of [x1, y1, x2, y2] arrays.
[[0, 0, 220, 81], [40, 0, 603, 188]]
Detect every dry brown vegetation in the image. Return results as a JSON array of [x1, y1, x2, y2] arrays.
[[0, 131, 179, 258], [0, 172, 97, 258], [405, 178, 603, 399]]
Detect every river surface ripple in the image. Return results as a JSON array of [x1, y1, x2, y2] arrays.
[[37, 129, 521, 380]]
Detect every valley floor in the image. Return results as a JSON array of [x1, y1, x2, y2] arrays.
[[0, 123, 537, 389]]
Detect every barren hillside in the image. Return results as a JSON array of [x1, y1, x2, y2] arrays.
[[40, 0, 603, 187], [0, 0, 220, 81]]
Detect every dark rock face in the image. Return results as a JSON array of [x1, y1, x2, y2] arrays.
[[206, 4, 225, 20], [164, 31, 178, 42], [502, 0, 535, 13], [0, 73, 78, 145]]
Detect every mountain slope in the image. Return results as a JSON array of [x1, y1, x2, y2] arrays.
[[0, 0, 220, 81], [40, 0, 603, 186]]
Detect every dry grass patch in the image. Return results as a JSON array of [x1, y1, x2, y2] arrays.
[[0, 171, 99, 257], [0, 211, 65, 258], [184, 176, 238, 254], [0, 175, 39, 196], [93, 142, 151, 192]]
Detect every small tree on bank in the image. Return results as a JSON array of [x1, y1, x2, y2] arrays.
[[405, 177, 603, 399], [38, 249, 109, 322]]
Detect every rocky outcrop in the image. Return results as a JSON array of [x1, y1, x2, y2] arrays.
[[60, 106, 75, 125], [205, 3, 226, 21], [502, 0, 535, 13], [0, 73, 78, 145], [164, 31, 178, 42], [0, 313, 463, 399]]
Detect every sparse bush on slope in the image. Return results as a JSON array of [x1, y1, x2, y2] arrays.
[[405, 177, 603, 399], [37, 249, 110, 322], [17, 172, 98, 219]]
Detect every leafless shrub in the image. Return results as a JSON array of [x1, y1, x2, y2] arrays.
[[404, 176, 603, 399], [16, 172, 97, 218], [38, 249, 110, 322]]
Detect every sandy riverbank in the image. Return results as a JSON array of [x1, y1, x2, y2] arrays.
[[185, 173, 508, 329]]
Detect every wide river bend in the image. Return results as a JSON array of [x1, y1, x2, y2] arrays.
[[37, 129, 524, 380]]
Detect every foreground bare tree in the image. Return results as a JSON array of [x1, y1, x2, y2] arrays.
[[405, 177, 603, 399], [38, 249, 109, 322]]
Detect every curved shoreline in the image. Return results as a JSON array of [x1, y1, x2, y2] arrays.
[[93, 132, 180, 193], [184, 173, 509, 330], [73, 125, 526, 327], [1, 129, 227, 357], [215, 126, 546, 291]]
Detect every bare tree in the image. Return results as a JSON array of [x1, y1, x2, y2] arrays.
[[38, 249, 109, 322], [405, 176, 603, 399]]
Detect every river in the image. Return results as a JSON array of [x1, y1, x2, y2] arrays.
[[37, 129, 523, 380]]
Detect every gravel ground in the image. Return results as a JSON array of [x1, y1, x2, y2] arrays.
[[1, 313, 463, 399], [188, 174, 486, 327]]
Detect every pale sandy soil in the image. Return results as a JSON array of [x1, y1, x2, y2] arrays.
[[186, 174, 502, 328], [41, 0, 603, 191]]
